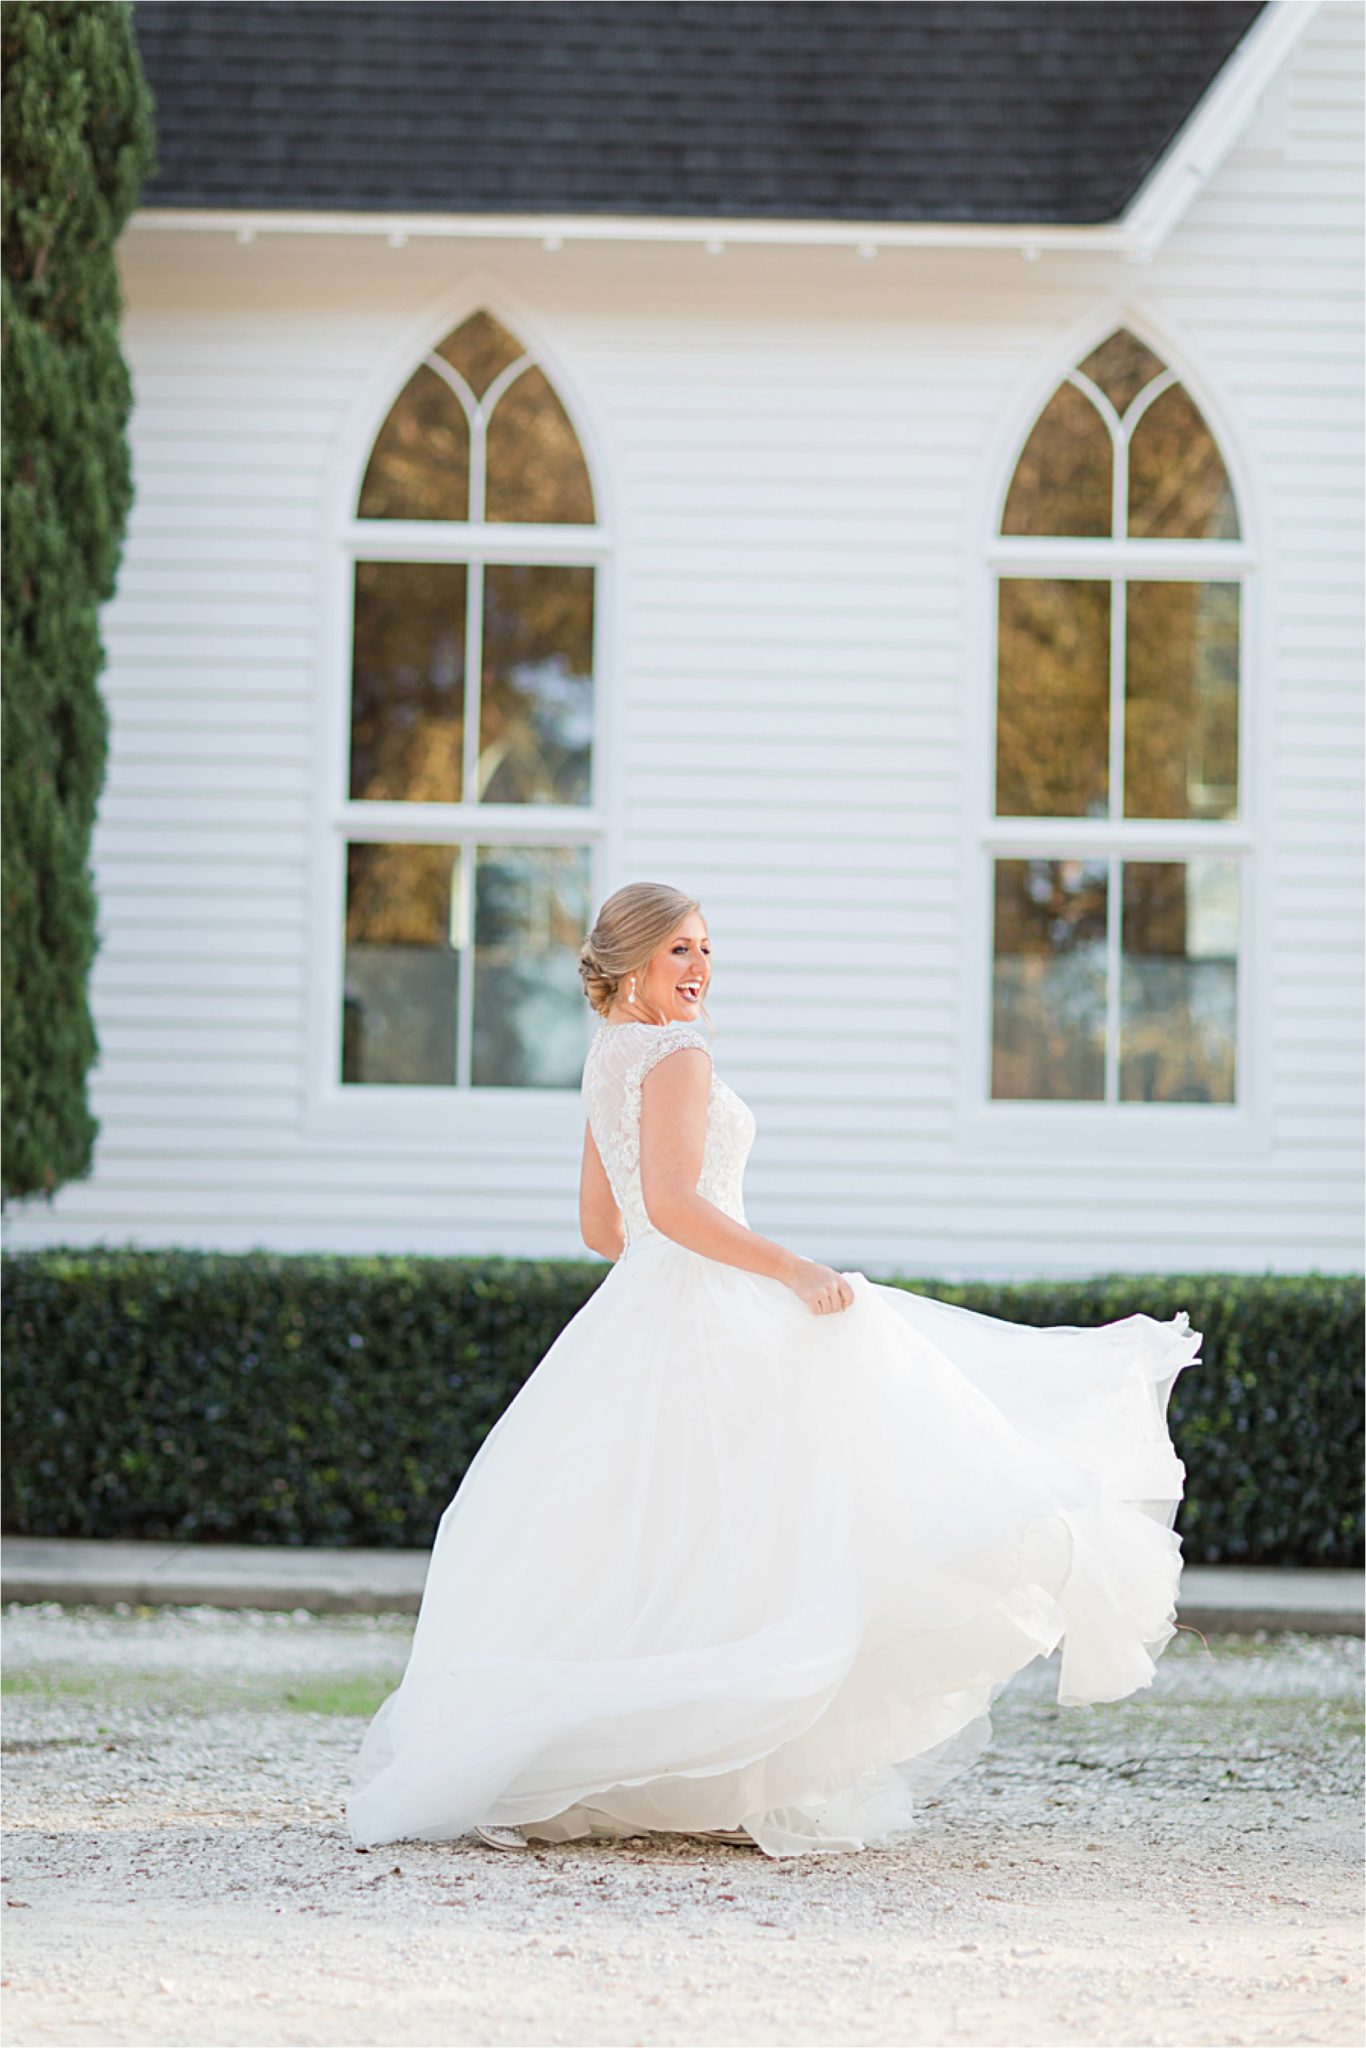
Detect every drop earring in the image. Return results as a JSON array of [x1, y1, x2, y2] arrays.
[[629, 977, 637, 1007]]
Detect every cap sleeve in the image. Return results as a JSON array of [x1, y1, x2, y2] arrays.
[[633, 1021, 712, 1086]]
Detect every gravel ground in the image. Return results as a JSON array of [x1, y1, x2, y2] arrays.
[[1, 1602, 1361, 2048]]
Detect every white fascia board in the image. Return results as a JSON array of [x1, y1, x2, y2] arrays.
[[126, 206, 1129, 255], [126, 0, 1318, 261], [1121, 0, 1323, 255]]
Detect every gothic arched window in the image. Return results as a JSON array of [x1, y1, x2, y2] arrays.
[[988, 329, 1246, 1106], [336, 311, 602, 1094]]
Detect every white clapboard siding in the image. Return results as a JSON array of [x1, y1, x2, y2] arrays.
[[4, 2, 1361, 1276]]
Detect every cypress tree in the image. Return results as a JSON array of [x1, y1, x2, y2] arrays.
[[1, 1, 155, 1200]]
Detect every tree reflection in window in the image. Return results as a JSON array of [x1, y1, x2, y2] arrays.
[[992, 859, 1108, 1101], [1001, 326, 1238, 545], [1128, 385, 1239, 541], [350, 562, 467, 803], [357, 308, 594, 525], [479, 564, 594, 805], [342, 844, 460, 1086], [1120, 860, 1238, 1103], [1001, 382, 1113, 538], [989, 328, 1244, 1105], [995, 578, 1110, 817], [340, 310, 600, 1090], [1125, 582, 1239, 821]]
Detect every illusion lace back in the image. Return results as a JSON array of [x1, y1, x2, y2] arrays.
[[346, 1021, 1201, 1862], [582, 1020, 755, 1247]]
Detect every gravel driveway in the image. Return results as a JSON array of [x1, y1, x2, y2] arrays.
[[2, 1601, 1361, 2046]]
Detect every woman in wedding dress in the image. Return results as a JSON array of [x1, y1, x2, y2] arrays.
[[346, 882, 1200, 1860]]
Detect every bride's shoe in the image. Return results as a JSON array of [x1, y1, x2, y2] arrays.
[[687, 1827, 755, 1845], [474, 1822, 530, 1851]]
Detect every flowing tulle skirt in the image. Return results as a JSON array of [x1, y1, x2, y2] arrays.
[[345, 1236, 1200, 1859]]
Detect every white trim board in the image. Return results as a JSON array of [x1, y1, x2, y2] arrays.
[[1122, 0, 1325, 254]]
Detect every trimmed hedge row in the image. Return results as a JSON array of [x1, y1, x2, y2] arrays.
[[2, 1251, 1361, 1566]]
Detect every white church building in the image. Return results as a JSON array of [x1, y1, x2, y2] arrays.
[[7, 0, 1362, 1276]]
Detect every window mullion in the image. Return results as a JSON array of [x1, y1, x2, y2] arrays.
[[464, 560, 484, 808], [1112, 418, 1128, 546], [459, 556, 485, 1091], [1106, 568, 1126, 1104], [469, 404, 488, 526], [1109, 572, 1126, 823], [341, 520, 608, 565], [987, 541, 1249, 581], [454, 845, 474, 1091], [1104, 854, 1122, 1104]]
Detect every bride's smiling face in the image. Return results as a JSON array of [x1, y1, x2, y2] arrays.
[[632, 912, 711, 1024]]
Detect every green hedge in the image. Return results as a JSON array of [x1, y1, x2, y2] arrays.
[[2, 1252, 1361, 1567]]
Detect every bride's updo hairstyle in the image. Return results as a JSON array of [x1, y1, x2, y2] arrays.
[[579, 882, 705, 1025]]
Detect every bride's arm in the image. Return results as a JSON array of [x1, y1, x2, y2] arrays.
[[579, 1122, 625, 1262], [639, 1048, 853, 1312]]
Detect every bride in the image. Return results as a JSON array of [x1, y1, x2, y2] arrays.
[[346, 882, 1200, 1859]]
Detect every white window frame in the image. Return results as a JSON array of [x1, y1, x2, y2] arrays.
[[957, 315, 1270, 1160], [304, 290, 612, 1147]]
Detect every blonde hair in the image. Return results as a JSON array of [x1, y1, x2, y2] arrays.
[[579, 882, 705, 1023]]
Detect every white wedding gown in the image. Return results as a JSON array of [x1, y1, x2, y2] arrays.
[[346, 1018, 1200, 1859]]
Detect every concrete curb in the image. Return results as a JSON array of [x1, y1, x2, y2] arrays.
[[2, 1537, 1362, 1634], [1, 1538, 423, 1617]]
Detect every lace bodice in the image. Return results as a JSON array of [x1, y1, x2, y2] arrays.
[[582, 1019, 757, 1250]]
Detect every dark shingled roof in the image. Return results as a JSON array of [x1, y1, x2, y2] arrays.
[[131, 0, 1267, 226]]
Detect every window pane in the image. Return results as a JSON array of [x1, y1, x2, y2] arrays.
[[350, 562, 467, 803], [342, 844, 459, 1085], [478, 564, 594, 805], [484, 365, 596, 525], [1076, 329, 1166, 418], [1127, 384, 1240, 540], [1000, 381, 1112, 537], [356, 364, 470, 522], [434, 309, 527, 402], [1125, 582, 1239, 820], [996, 579, 1111, 817], [1121, 861, 1238, 1103], [472, 847, 592, 1087], [992, 858, 1108, 1100]]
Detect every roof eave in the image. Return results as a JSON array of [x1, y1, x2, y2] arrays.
[[126, 0, 1316, 259], [125, 207, 1136, 254]]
